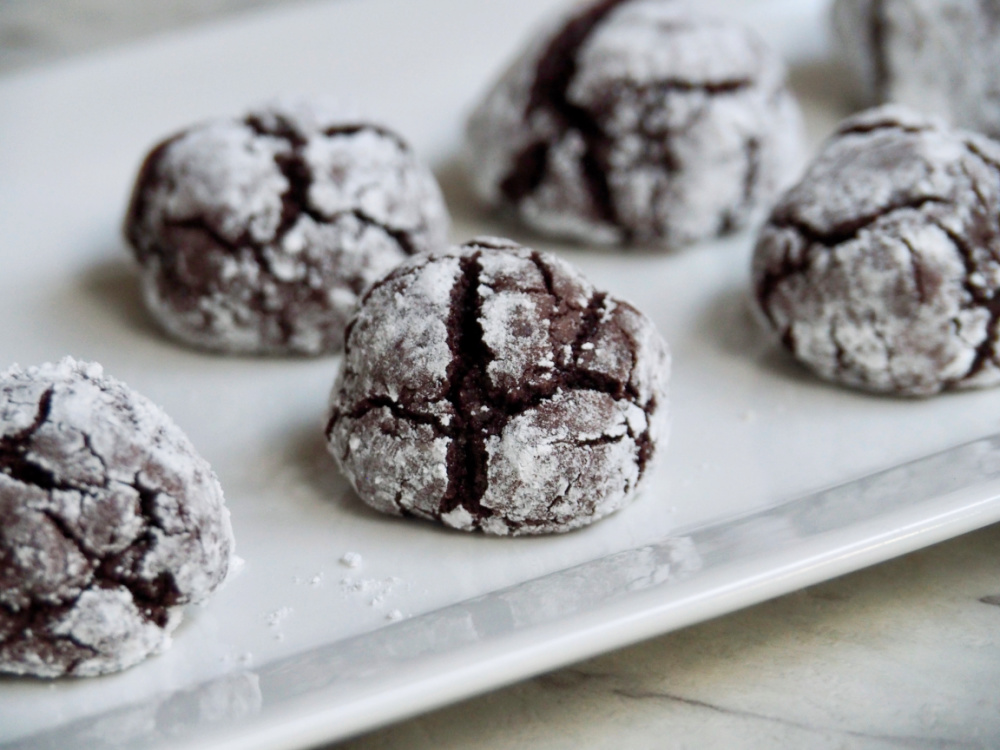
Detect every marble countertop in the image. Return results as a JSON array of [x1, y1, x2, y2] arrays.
[[3, 2, 1000, 749]]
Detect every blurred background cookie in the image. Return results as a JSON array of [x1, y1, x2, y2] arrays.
[[466, 0, 804, 250], [125, 98, 450, 355], [833, 0, 1000, 138]]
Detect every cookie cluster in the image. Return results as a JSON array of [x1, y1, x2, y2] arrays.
[[15, 0, 1000, 684]]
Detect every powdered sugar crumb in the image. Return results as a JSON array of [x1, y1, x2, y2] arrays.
[[340, 552, 363, 569], [265, 607, 293, 629], [339, 576, 405, 609]]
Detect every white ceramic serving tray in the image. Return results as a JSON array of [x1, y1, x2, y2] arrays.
[[3, 0, 1000, 748]]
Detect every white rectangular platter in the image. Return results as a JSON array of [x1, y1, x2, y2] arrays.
[[3, 0, 1000, 748]]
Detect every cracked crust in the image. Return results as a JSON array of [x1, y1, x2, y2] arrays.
[[0, 358, 233, 677], [833, 0, 1000, 139], [124, 98, 450, 355], [465, 0, 804, 249], [326, 238, 670, 535], [752, 105, 1000, 396]]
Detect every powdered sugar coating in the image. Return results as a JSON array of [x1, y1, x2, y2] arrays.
[[0, 358, 233, 677], [326, 238, 670, 535], [753, 106, 1000, 396], [125, 99, 450, 355], [833, 0, 1000, 139], [465, 0, 804, 249]]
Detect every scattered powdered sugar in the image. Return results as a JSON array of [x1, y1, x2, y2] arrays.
[[339, 576, 403, 608], [220, 650, 254, 667], [0, 357, 233, 677], [265, 607, 293, 629], [265, 606, 294, 642]]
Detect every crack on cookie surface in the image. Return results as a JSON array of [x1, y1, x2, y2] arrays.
[[501, 0, 628, 226], [868, 0, 890, 102], [440, 251, 493, 517]]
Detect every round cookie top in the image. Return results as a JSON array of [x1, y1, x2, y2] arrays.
[[326, 237, 670, 535], [125, 98, 450, 355], [753, 105, 1000, 396], [0, 358, 233, 677], [833, 0, 1000, 138], [466, 0, 803, 249]]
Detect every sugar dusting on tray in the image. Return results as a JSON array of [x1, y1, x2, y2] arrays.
[[275, 551, 408, 632]]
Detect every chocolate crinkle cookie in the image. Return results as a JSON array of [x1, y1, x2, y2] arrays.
[[833, 0, 1000, 138], [124, 99, 450, 355], [753, 106, 1000, 396], [0, 358, 233, 677], [326, 237, 670, 535], [465, 0, 804, 249]]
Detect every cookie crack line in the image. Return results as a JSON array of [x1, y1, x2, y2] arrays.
[[524, 250, 643, 402], [0, 575, 169, 657], [441, 250, 653, 520], [244, 114, 410, 153], [756, 195, 952, 321], [930, 153, 1000, 385], [245, 113, 329, 247], [868, 0, 890, 102], [770, 195, 949, 249], [1, 386, 54, 447], [837, 117, 933, 138], [964, 138, 1000, 175], [926, 216, 1000, 384], [333, 396, 451, 437], [244, 112, 421, 256], [501, 0, 629, 228], [350, 209, 420, 257], [0, 460, 180, 629], [0, 600, 102, 660], [155, 205, 406, 334], [440, 250, 493, 518]]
